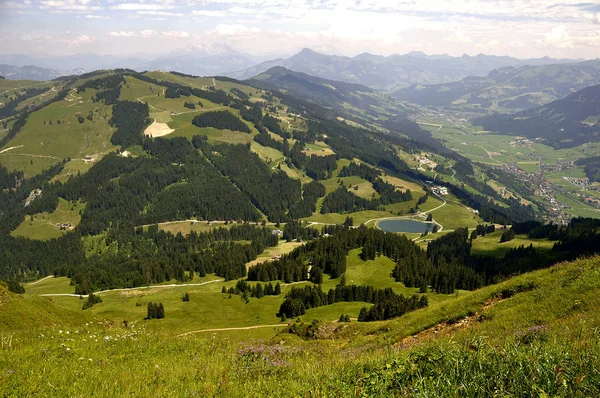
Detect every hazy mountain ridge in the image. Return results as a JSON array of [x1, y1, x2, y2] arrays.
[[475, 83, 600, 148], [0, 64, 83, 80], [393, 60, 600, 112], [229, 48, 580, 92], [0, 45, 274, 80]]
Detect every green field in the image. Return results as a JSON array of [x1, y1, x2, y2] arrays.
[[4, 255, 600, 396], [0, 88, 116, 177], [11, 198, 85, 240], [470, 231, 556, 257], [424, 122, 600, 168]]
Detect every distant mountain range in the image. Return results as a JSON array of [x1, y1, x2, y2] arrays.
[[230, 48, 580, 92], [0, 44, 271, 80], [1, 48, 580, 90], [393, 60, 600, 113], [0, 64, 84, 80], [474, 84, 600, 148]]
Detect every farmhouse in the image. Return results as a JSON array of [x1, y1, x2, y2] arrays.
[[432, 186, 448, 195]]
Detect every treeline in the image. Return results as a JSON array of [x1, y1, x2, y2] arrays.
[[0, 165, 23, 191], [76, 74, 124, 93], [338, 161, 412, 204], [195, 139, 302, 223], [576, 156, 600, 183], [248, 226, 424, 282], [278, 283, 427, 321], [77, 74, 124, 106], [339, 161, 381, 181], [321, 186, 380, 214], [109, 100, 150, 147], [289, 180, 326, 218], [69, 223, 279, 293], [282, 220, 320, 242], [224, 279, 282, 298], [192, 110, 251, 133], [133, 73, 235, 107], [392, 218, 600, 294], [0, 87, 49, 119], [0, 87, 69, 149]]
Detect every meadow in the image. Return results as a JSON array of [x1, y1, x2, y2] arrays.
[[0, 87, 117, 177], [470, 230, 556, 257], [3, 255, 600, 396], [11, 198, 85, 240]]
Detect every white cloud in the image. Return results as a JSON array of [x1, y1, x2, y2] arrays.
[[138, 10, 184, 17], [40, 0, 100, 11], [61, 34, 93, 46], [85, 14, 108, 19], [109, 31, 135, 37], [141, 29, 156, 37], [213, 24, 261, 36], [192, 10, 225, 17], [111, 3, 174, 11], [163, 31, 190, 38]]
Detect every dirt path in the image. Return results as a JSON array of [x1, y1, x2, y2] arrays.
[[25, 275, 55, 286], [0, 145, 24, 154], [178, 324, 287, 337], [0, 81, 50, 96], [40, 279, 223, 298], [3, 153, 62, 160], [395, 297, 504, 350]]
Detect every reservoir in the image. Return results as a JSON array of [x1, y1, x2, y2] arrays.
[[376, 218, 435, 233]]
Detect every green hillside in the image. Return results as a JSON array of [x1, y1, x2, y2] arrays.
[[394, 60, 600, 113], [1, 255, 599, 396], [476, 84, 600, 149]]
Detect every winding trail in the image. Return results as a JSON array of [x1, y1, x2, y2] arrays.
[[178, 324, 287, 337], [40, 279, 223, 298], [25, 275, 55, 286], [0, 145, 24, 154], [0, 81, 50, 96]]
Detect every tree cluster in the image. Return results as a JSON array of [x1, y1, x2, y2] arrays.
[[147, 302, 165, 319], [109, 100, 150, 148], [192, 110, 251, 133]]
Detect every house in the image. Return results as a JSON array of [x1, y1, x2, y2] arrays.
[[432, 186, 448, 195], [272, 229, 283, 236]]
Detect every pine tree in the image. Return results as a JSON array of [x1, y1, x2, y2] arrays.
[[147, 302, 156, 319], [274, 282, 281, 295], [256, 283, 264, 298]]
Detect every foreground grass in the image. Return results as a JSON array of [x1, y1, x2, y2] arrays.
[[2, 256, 600, 396]]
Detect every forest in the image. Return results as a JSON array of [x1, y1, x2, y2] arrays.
[[278, 283, 428, 321], [191, 110, 251, 133]]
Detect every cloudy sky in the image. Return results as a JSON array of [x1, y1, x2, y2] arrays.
[[0, 0, 599, 59]]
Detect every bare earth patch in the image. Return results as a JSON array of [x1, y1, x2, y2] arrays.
[[395, 297, 505, 351], [144, 119, 174, 138]]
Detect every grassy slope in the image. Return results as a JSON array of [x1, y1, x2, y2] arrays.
[[470, 230, 556, 256], [0, 88, 116, 177], [10, 198, 85, 240], [2, 256, 599, 396]]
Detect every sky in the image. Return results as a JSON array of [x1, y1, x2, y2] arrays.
[[0, 0, 599, 59]]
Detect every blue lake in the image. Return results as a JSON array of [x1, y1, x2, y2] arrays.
[[376, 219, 435, 233]]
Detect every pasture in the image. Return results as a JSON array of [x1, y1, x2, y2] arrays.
[[11, 198, 85, 240]]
